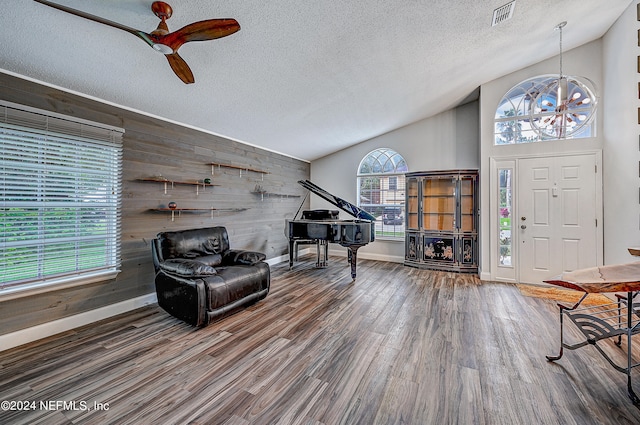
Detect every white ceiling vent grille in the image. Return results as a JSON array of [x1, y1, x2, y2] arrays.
[[492, 1, 516, 26]]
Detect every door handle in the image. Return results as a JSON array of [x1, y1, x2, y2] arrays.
[[520, 225, 527, 230]]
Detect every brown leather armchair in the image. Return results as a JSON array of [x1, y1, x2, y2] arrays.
[[152, 226, 270, 326]]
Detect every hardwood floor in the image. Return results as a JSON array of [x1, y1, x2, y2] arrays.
[[1, 256, 640, 424]]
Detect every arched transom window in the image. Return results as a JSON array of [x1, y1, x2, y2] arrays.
[[357, 148, 408, 239], [495, 75, 597, 145]]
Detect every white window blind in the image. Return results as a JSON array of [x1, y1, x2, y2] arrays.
[[0, 101, 123, 295]]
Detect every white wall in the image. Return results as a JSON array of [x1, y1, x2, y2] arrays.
[[310, 101, 479, 262], [602, 0, 640, 265], [476, 0, 640, 275], [479, 39, 605, 280], [309, 1, 640, 273]]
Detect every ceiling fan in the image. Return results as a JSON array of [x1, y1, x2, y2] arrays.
[[33, 0, 240, 84]]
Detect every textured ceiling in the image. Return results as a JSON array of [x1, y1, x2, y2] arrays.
[[0, 0, 633, 161]]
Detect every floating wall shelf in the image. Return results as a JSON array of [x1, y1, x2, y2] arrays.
[[149, 207, 248, 221], [251, 191, 301, 201], [136, 178, 220, 195], [209, 162, 270, 180]]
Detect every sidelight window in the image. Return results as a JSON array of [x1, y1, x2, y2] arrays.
[[498, 168, 513, 267]]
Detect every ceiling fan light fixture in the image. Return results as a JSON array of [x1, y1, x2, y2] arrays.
[[152, 43, 173, 54], [33, 0, 240, 84]]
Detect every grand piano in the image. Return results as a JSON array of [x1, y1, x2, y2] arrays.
[[285, 180, 376, 279]]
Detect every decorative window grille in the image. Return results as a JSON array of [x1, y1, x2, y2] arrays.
[[357, 148, 408, 239], [0, 101, 123, 296], [494, 75, 596, 145]]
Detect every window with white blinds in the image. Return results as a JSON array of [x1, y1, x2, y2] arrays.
[[0, 101, 123, 296]]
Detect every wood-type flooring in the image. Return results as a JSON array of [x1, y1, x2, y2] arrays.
[[1, 256, 640, 424]]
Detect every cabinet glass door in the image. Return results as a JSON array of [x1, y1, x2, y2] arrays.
[[406, 178, 419, 230], [459, 176, 476, 232], [422, 177, 455, 230]]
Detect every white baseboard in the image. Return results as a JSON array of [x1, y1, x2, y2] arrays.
[[479, 271, 492, 281], [266, 252, 297, 266], [1, 250, 399, 353], [0, 293, 158, 353], [267, 248, 319, 266], [0, 255, 297, 353]]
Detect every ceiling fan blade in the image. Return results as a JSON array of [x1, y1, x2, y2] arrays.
[[35, 1, 238, 85], [165, 53, 195, 84], [33, 0, 154, 48], [160, 19, 240, 52]]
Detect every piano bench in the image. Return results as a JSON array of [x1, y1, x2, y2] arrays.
[[293, 239, 318, 261], [292, 239, 328, 268]]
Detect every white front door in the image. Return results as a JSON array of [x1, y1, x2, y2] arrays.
[[517, 154, 598, 284]]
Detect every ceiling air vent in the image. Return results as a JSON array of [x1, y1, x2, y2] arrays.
[[492, 1, 516, 26]]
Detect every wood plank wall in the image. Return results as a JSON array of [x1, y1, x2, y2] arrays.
[[0, 72, 310, 335]]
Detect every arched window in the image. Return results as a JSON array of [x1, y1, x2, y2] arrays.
[[494, 75, 597, 145], [357, 148, 408, 239]]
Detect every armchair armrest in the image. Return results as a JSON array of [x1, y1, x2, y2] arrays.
[[155, 270, 208, 327], [158, 258, 218, 277], [222, 249, 266, 266]]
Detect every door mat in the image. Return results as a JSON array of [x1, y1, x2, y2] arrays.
[[516, 284, 613, 306]]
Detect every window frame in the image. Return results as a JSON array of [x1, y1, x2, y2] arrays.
[[357, 148, 408, 241], [494, 74, 596, 145], [0, 100, 123, 300]]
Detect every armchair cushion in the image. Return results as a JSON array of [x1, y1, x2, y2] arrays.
[[197, 254, 223, 267], [160, 227, 230, 259], [160, 258, 218, 277]]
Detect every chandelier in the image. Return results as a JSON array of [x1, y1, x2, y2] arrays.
[[529, 22, 598, 139]]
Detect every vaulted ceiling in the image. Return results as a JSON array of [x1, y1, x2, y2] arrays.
[[1, 1, 633, 161]]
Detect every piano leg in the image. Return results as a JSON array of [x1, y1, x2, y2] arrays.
[[289, 239, 295, 270], [346, 246, 360, 280], [316, 240, 328, 268]]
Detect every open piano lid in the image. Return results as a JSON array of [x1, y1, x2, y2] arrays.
[[298, 180, 376, 221]]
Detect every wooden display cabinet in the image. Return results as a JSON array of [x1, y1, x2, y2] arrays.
[[404, 169, 478, 273]]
